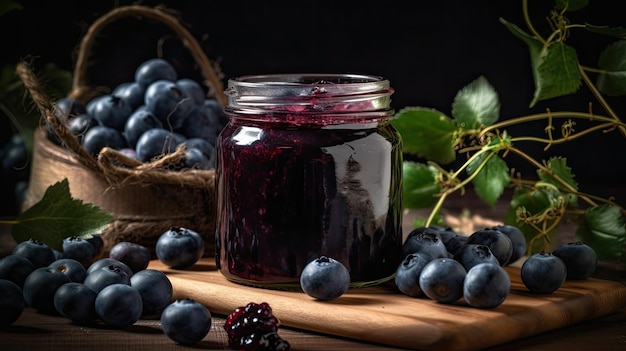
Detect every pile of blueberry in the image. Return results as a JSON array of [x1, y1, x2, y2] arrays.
[[394, 225, 598, 307], [0, 227, 213, 345], [298, 224, 598, 309], [50, 58, 226, 169]]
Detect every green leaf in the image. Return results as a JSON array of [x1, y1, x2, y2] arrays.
[[538, 156, 578, 207], [555, 0, 588, 12], [11, 179, 114, 251], [585, 24, 626, 40], [596, 40, 626, 96], [500, 18, 582, 107], [451, 76, 500, 129], [391, 107, 457, 164], [575, 204, 626, 262], [401, 161, 441, 209], [467, 151, 510, 207], [532, 42, 582, 106]]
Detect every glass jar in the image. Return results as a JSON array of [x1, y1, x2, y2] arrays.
[[214, 73, 403, 289]]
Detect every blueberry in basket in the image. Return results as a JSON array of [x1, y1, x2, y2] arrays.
[[49, 57, 225, 171]]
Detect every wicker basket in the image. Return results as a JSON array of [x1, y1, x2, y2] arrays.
[[18, 5, 225, 258]]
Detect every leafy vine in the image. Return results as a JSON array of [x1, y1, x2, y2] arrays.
[[391, 0, 626, 262]]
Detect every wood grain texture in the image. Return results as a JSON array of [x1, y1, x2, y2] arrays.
[[149, 258, 626, 351]]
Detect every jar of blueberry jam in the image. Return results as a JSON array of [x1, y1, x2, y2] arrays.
[[214, 73, 403, 289]]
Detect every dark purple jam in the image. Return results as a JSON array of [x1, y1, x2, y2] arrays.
[[214, 74, 402, 289]]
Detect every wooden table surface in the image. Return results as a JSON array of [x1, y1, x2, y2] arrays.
[[1, 188, 625, 351]]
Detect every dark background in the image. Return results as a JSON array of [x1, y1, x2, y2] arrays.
[[1, 0, 624, 215]]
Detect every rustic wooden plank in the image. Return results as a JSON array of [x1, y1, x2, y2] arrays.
[[149, 258, 626, 351]]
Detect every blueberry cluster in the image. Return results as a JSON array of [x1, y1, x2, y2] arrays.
[[0, 228, 210, 344], [1, 237, 169, 327], [224, 302, 291, 351], [50, 58, 226, 169], [394, 225, 598, 307]]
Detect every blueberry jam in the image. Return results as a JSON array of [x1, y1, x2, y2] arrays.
[[215, 74, 403, 289]]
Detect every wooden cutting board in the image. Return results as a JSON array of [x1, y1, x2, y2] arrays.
[[149, 258, 626, 351]]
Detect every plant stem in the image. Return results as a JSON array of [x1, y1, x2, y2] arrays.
[[479, 112, 621, 138], [522, 0, 546, 43], [505, 146, 599, 207], [578, 66, 626, 136]]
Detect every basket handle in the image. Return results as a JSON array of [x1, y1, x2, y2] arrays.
[[69, 5, 226, 108]]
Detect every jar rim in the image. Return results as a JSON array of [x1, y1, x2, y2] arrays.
[[224, 73, 393, 120]]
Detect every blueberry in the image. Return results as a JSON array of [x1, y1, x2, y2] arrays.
[[130, 269, 173, 315], [300, 256, 350, 300], [123, 109, 163, 149], [135, 128, 185, 163], [419, 257, 467, 303], [53, 97, 87, 122], [89, 94, 133, 130], [95, 283, 143, 329], [185, 147, 211, 169], [67, 113, 100, 144], [62, 236, 96, 267], [492, 224, 527, 264], [48, 258, 87, 283], [82, 125, 128, 157], [22, 267, 71, 314], [394, 252, 432, 297], [0, 279, 25, 328], [176, 78, 205, 106], [183, 138, 215, 169], [87, 235, 104, 258], [402, 227, 448, 259], [453, 243, 500, 271], [108, 241, 151, 273], [552, 242, 597, 280], [135, 58, 178, 87], [463, 262, 510, 308], [156, 227, 205, 269], [183, 137, 215, 159], [53, 282, 98, 323], [466, 228, 513, 266], [83, 264, 131, 293], [12, 238, 56, 268], [113, 81, 146, 110], [431, 226, 467, 256], [178, 106, 221, 144], [144, 80, 195, 130], [161, 298, 212, 344], [521, 252, 567, 294], [0, 254, 35, 288], [87, 258, 134, 277]]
